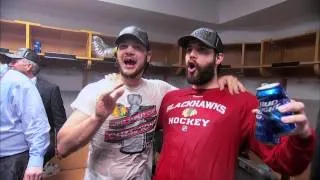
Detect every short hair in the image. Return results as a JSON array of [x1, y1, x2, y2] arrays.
[[22, 59, 41, 75]]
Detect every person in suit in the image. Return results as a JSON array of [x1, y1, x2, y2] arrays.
[[7, 48, 67, 164], [1, 50, 50, 180], [310, 109, 320, 180], [35, 75, 67, 163]]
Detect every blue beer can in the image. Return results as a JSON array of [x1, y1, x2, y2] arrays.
[[33, 40, 41, 54], [255, 110, 280, 144], [256, 83, 296, 144]]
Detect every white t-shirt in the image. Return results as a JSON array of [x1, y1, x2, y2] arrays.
[[71, 76, 176, 180]]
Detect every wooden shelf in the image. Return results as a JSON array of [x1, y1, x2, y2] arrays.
[[244, 43, 260, 66], [260, 31, 320, 76], [149, 42, 180, 66], [0, 20, 26, 51], [30, 25, 88, 57], [1, 19, 319, 77], [262, 32, 317, 65], [223, 43, 243, 67], [299, 61, 320, 65]]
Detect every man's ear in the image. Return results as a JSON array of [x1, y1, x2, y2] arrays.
[[215, 53, 224, 65], [26, 63, 33, 72], [146, 50, 152, 63]]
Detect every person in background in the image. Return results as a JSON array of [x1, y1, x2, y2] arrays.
[[0, 52, 50, 180], [7, 48, 67, 165], [154, 27, 315, 180], [310, 109, 320, 180], [57, 25, 245, 180]]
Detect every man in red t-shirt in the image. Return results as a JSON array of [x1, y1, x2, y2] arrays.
[[154, 28, 315, 180]]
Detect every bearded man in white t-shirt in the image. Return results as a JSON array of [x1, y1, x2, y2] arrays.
[[57, 26, 245, 180]]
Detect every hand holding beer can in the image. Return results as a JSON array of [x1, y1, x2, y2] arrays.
[[255, 83, 296, 144]]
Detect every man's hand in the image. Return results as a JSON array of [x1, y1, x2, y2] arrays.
[[23, 167, 43, 180], [278, 100, 312, 139], [218, 75, 246, 95], [253, 100, 312, 139], [95, 83, 125, 121]]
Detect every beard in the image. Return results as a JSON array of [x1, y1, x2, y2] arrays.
[[118, 57, 148, 79], [186, 61, 215, 86]]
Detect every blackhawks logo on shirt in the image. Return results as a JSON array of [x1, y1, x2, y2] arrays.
[[181, 108, 197, 132], [112, 104, 128, 117], [182, 108, 197, 117], [105, 94, 157, 154]]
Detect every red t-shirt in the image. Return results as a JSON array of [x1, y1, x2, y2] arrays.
[[154, 88, 314, 180]]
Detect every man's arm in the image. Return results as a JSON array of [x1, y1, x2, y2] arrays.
[[50, 86, 67, 133], [248, 100, 315, 175], [249, 131, 315, 175], [57, 84, 125, 157], [218, 75, 246, 95], [56, 110, 104, 157], [17, 81, 50, 180]]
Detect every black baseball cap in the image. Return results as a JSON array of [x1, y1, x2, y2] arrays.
[[178, 27, 224, 53], [0, 48, 9, 55], [5, 48, 40, 64], [115, 26, 150, 50]]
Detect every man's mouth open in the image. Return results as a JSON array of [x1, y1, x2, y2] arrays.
[[123, 58, 137, 69], [187, 62, 197, 73]]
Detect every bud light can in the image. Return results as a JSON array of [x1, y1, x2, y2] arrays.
[[256, 110, 280, 144], [256, 83, 296, 144], [33, 40, 41, 54]]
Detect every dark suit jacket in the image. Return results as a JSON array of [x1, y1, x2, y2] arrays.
[[36, 77, 67, 163], [310, 109, 320, 180]]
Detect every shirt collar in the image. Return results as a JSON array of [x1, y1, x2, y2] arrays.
[[31, 76, 37, 84]]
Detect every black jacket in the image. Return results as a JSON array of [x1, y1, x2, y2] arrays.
[[310, 109, 320, 180], [36, 77, 67, 163]]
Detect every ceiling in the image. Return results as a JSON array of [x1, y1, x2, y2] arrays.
[[1, 0, 319, 43]]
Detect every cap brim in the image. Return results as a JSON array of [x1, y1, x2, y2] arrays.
[[4, 53, 23, 59], [115, 34, 147, 48], [0, 48, 9, 55], [178, 35, 213, 49]]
